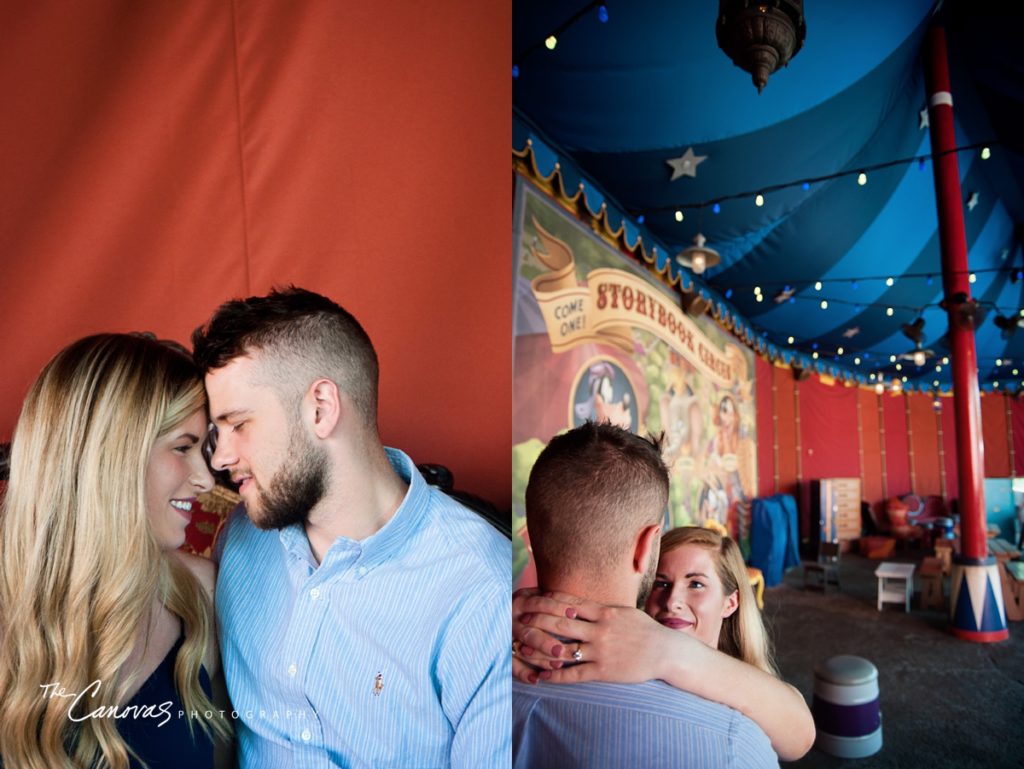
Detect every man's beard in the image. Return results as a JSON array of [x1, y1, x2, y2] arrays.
[[250, 427, 329, 530]]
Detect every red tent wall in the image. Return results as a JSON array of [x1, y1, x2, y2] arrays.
[[755, 355, 775, 498], [858, 388, 884, 503], [754, 364, 1016, 520], [907, 393, 942, 497], [981, 393, 1010, 478], [0, 2, 511, 506]]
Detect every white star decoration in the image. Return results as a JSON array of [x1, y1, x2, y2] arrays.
[[966, 191, 979, 211], [843, 327, 860, 339], [919, 108, 929, 130], [666, 147, 707, 181]]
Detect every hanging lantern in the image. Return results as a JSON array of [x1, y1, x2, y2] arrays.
[[675, 233, 721, 275], [716, 0, 806, 94]]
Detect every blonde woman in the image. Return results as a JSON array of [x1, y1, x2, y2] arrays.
[[513, 526, 815, 761], [0, 334, 232, 769]]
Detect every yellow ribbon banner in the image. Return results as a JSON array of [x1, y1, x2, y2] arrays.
[[528, 219, 733, 388]]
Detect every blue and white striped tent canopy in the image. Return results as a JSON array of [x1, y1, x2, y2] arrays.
[[513, 0, 1023, 391]]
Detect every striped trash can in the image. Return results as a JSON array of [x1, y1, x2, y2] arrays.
[[812, 655, 882, 758]]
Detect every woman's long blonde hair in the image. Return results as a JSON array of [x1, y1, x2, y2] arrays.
[[0, 334, 231, 769], [659, 526, 779, 677]]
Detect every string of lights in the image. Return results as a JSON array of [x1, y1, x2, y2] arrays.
[[636, 141, 998, 217], [512, 1, 607, 78]]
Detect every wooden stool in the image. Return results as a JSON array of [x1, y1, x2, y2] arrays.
[[919, 557, 944, 610], [804, 541, 841, 592], [934, 540, 952, 575]]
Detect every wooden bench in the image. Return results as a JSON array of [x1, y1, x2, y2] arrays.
[[988, 538, 1021, 563], [1000, 560, 1024, 622]]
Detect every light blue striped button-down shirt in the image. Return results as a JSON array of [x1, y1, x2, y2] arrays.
[[513, 679, 779, 769], [216, 448, 511, 769]]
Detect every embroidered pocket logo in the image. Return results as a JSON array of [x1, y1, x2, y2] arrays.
[[373, 672, 383, 696]]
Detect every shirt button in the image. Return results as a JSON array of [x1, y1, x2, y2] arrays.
[[357, 566, 367, 576], [309, 587, 320, 600], [301, 729, 312, 742], [287, 663, 297, 677]]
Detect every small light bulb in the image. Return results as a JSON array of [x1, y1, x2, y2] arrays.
[[675, 210, 684, 222], [890, 355, 897, 363], [545, 35, 558, 50], [934, 380, 940, 388], [994, 381, 1000, 388], [858, 172, 867, 186], [1014, 369, 1019, 376], [813, 352, 819, 359], [756, 294, 764, 303], [886, 307, 894, 316], [942, 356, 949, 365], [997, 358, 1003, 367], [913, 350, 926, 367], [755, 194, 764, 207], [837, 347, 844, 355], [981, 147, 991, 160], [787, 336, 795, 344], [875, 382, 885, 395], [854, 357, 861, 365], [969, 273, 977, 283], [896, 363, 903, 371], [902, 376, 908, 383], [691, 252, 706, 274], [754, 286, 761, 295], [820, 300, 828, 310], [886, 277, 894, 286], [936, 365, 942, 372], [814, 281, 822, 291]]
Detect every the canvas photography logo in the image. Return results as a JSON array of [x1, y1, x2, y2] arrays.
[[40, 681, 308, 726]]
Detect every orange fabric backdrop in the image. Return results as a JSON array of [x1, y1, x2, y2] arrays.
[[0, 2, 511, 505]]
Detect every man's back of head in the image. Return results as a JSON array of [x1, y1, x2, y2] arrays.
[[525, 421, 668, 607]]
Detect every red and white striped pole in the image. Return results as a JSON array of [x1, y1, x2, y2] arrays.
[[925, 25, 1007, 641]]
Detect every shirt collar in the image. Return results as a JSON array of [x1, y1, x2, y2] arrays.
[[277, 447, 429, 573]]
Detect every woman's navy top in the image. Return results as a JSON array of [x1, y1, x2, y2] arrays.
[[117, 633, 215, 769]]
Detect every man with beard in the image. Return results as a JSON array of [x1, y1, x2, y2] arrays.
[[192, 287, 510, 769], [512, 422, 776, 769]]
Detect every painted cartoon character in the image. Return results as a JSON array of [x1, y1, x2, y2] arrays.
[[574, 361, 633, 430]]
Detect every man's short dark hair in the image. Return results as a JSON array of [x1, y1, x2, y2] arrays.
[[525, 422, 669, 584], [192, 286, 379, 425]]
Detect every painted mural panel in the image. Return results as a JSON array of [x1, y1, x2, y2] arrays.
[[512, 180, 757, 584]]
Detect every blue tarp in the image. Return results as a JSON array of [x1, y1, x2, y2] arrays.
[[750, 495, 802, 586]]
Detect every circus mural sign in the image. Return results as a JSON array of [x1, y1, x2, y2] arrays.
[[512, 180, 757, 585]]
